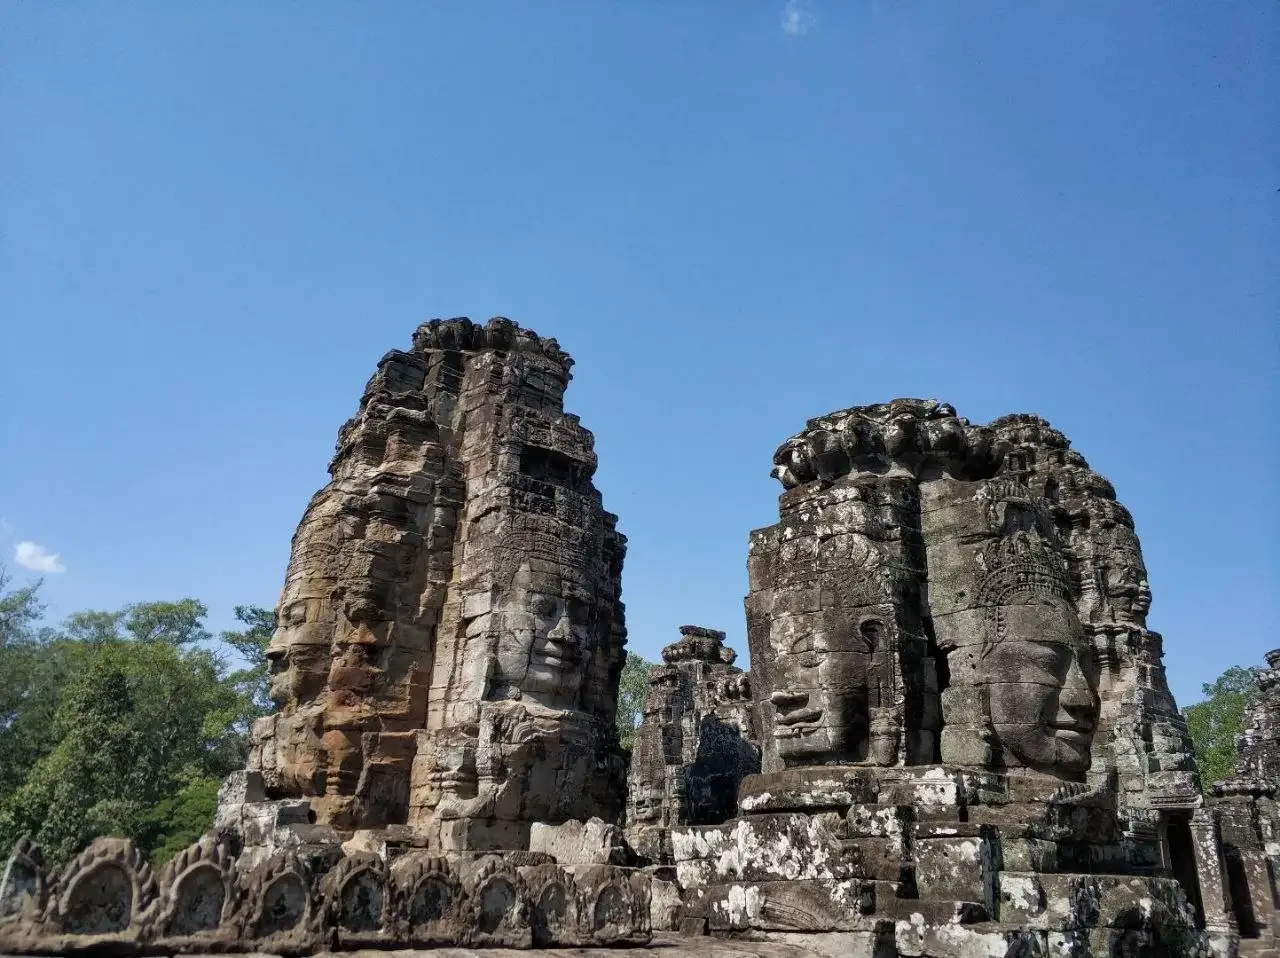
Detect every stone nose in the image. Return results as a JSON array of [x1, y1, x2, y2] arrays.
[[265, 641, 287, 671], [1057, 654, 1097, 727]]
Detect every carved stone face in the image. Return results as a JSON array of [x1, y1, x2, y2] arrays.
[[628, 784, 665, 825], [1104, 563, 1152, 623], [768, 613, 877, 765], [491, 563, 594, 710], [981, 601, 1099, 777], [428, 703, 595, 829], [266, 589, 332, 707], [266, 643, 331, 707], [426, 730, 480, 808]]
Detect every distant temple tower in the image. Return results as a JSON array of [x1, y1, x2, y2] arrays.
[[624, 626, 760, 862]]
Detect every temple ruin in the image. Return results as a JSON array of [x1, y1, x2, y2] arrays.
[[0, 320, 1273, 956], [666, 399, 1234, 958], [1208, 650, 1280, 942], [625, 625, 761, 864], [245, 316, 629, 853]]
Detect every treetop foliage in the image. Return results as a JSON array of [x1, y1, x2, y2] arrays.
[[0, 565, 274, 867], [1183, 664, 1262, 794], [617, 651, 652, 752]]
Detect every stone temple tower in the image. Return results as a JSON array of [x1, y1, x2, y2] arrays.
[[245, 316, 629, 853], [666, 399, 1230, 954]]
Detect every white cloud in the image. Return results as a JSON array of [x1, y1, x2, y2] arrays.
[[782, 0, 816, 37], [15, 541, 66, 574]]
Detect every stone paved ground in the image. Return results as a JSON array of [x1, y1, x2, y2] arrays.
[[0, 936, 857, 958], [1239, 938, 1279, 958], [332, 943, 821, 957], [339, 940, 843, 957]]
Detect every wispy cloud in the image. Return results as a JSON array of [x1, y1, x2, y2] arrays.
[[15, 541, 66, 574], [782, 0, 816, 37]]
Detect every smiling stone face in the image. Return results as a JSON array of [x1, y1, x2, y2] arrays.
[[980, 607, 1099, 777], [407, 505, 628, 850], [768, 611, 877, 765], [747, 471, 936, 772], [490, 563, 595, 710], [929, 479, 1102, 780]]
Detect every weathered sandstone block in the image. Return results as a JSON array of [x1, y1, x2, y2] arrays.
[[626, 625, 760, 863]]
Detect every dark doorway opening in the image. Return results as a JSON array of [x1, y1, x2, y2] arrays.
[[1224, 845, 1259, 938], [1165, 815, 1205, 929]]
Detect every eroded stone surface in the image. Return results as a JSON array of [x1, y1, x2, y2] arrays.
[[530, 817, 627, 866], [668, 400, 1229, 957], [0, 380, 1253, 956], [0, 835, 651, 953], [627, 626, 761, 863], [1209, 650, 1280, 942], [750, 403, 1198, 815], [229, 317, 628, 853]]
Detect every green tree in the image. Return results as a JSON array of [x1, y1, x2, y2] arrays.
[[122, 599, 212, 645], [0, 600, 252, 866], [133, 777, 224, 867], [0, 564, 44, 647], [218, 605, 276, 763], [616, 652, 653, 751], [1183, 665, 1262, 794], [0, 636, 87, 803], [0, 568, 78, 803]]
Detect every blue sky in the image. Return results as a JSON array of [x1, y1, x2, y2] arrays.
[[2, 2, 1275, 707]]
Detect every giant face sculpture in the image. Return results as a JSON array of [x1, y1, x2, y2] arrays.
[[266, 581, 334, 708], [768, 610, 882, 765], [419, 524, 623, 843], [747, 473, 920, 772], [978, 601, 1099, 777], [1100, 525, 1152, 626], [254, 509, 345, 800], [966, 488, 1102, 778], [489, 562, 596, 710]]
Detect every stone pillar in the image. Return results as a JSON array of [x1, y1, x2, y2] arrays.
[[1265, 840, 1280, 938], [1190, 806, 1239, 944]]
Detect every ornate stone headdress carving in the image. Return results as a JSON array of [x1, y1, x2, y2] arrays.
[[974, 479, 1075, 658], [492, 517, 602, 597]]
